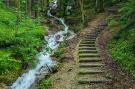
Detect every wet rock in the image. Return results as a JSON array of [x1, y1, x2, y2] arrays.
[[0, 83, 8, 89], [99, 21, 108, 26], [56, 35, 61, 40], [51, 65, 58, 73], [21, 63, 29, 70], [37, 47, 43, 52], [67, 68, 72, 72], [56, 78, 61, 80]]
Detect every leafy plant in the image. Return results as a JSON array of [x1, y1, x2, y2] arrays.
[[108, 28, 135, 78], [0, 50, 21, 75], [0, 5, 48, 71], [52, 42, 66, 60], [119, 0, 135, 19], [37, 79, 52, 89]]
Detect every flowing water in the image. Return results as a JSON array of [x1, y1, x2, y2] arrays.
[[11, 0, 75, 89]]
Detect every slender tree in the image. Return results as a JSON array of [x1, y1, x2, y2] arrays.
[[95, 0, 104, 12], [43, 0, 49, 15], [26, 0, 32, 17], [15, 0, 21, 24], [6, 0, 10, 7], [80, 0, 85, 24]]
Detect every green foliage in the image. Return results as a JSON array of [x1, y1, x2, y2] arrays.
[[108, 28, 135, 78], [119, 0, 135, 19], [0, 7, 16, 26], [0, 50, 21, 75], [37, 79, 52, 89], [53, 42, 66, 59], [0, 29, 16, 47], [106, 16, 119, 27], [0, 71, 22, 84], [0, 5, 47, 74], [104, 0, 123, 7]]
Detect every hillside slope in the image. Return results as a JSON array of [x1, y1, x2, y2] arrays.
[[0, 5, 47, 86]]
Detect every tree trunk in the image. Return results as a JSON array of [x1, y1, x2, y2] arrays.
[[15, 0, 20, 24], [26, 0, 32, 17], [80, 0, 85, 24], [6, 0, 10, 7], [95, 0, 104, 12], [43, 0, 49, 16]]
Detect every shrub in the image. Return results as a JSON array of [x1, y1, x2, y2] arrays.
[[0, 5, 48, 71], [52, 42, 66, 60], [108, 28, 135, 78], [0, 50, 21, 75], [0, 29, 16, 47], [37, 79, 52, 89]]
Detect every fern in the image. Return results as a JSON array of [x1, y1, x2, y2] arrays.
[[119, 0, 135, 18]]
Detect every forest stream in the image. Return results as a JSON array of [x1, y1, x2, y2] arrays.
[[1, 0, 135, 89], [11, 0, 75, 89]]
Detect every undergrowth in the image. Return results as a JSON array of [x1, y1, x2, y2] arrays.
[[108, 28, 135, 78], [0, 4, 47, 84], [108, 0, 135, 78]]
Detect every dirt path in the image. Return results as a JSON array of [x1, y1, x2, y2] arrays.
[[50, 13, 107, 89], [97, 28, 135, 89], [50, 13, 135, 89]]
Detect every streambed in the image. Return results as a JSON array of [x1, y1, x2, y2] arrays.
[[11, 0, 75, 89]]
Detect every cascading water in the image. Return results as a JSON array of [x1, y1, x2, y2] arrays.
[[11, 0, 75, 89]]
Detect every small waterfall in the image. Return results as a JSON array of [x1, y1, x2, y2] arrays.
[[11, 0, 75, 89]]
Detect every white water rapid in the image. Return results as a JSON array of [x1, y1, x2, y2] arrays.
[[11, 0, 75, 89]]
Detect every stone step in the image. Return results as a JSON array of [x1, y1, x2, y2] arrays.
[[79, 44, 95, 47], [79, 43, 95, 45], [86, 33, 98, 35], [79, 58, 102, 62], [95, 31, 101, 34], [92, 32, 100, 34], [80, 41, 95, 44], [79, 63, 104, 67], [95, 28, 101, 31], [85, 36, 97, 38], [79, 67, 105, 74], [84, 37, 97, 39], [86, 33, 98, 36], [78, 76, 111, 84], [78, 73, 105, 78], [79, 47, 97, 50], [86, 34, 98, 37], [79, 50, 98, 54], [83, 39, 96, 41], [79, 54, 100, 58], [81, 39, 96, 42]]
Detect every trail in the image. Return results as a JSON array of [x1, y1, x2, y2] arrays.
[[50, 13, 109, 89], [76, 24, 111, 89], [50, 13, 135, 89]]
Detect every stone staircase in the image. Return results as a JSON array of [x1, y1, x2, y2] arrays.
[[77, 28, 111, 86]]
